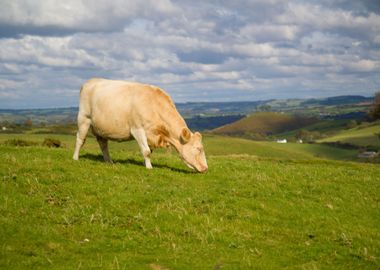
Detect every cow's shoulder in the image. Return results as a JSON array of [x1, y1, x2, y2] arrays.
[[146, 85, 175, 108]]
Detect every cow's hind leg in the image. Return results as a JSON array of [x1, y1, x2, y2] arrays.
[[131, 128, 152, 169], [73, 115, 91, 160], [96, 136, 113, 163]]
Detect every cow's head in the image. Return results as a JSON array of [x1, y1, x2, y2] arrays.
[[179, 128, 208, 173]]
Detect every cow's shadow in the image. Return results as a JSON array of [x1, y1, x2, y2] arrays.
[[81, 153, 194, 174]]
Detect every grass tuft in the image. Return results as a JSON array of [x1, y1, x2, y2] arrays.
[[2, 139, 39, 147]]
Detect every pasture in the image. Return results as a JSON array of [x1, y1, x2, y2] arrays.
[[318, 122, 380, 149], [0, 134, 379, 269]]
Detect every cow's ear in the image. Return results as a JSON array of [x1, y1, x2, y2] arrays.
[[180, 128, 191, 144], [157, 135, 166, 147], [194, 132, 202, 139]]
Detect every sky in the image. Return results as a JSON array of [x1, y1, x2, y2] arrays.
[[0, 0, 379, 109]]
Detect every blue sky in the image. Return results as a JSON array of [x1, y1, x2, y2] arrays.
[[0, 0, 379, 108]]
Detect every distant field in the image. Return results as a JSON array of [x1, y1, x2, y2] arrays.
[[1, 133, 379, 269], [318, 122, 380, 149]]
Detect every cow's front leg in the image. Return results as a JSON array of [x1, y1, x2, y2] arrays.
[[143, 152, 152, 169], [131, 128, 153, 169]]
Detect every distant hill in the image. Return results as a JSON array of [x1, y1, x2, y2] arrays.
[[0, 95, 373, 128], [176, 101, 269, 117], [0, 107, 77, 125], [177, 95, 372, 117], [212, 112, 319, 138], [186, 114, 245, 131], [301, 95, 373, 106]]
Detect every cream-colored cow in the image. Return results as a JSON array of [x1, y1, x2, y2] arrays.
[[73, 78, 208, 173]]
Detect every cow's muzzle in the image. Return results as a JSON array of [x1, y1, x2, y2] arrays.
[[198, 166, 208, 173]]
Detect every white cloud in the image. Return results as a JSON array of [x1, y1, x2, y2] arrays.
[[345, 59, 378, 72], [240, 24, 300, 42], [0, 35, 104, 68], [279, 2, 380, 38], [233, 43, 276, 58]]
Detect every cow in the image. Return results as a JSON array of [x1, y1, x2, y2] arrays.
[[73, 78, 208, 173]]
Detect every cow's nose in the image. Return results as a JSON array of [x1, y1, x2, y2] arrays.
[[200, 167, 208, 173]]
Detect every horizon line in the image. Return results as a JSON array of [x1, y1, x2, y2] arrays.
[[0, 94, 374, 111]]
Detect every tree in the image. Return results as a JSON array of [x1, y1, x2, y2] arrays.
[[258, 104, 271, 112], [346, 120, 357, 129], [369, 91, 380, 120], [296, 129, 322, 142]]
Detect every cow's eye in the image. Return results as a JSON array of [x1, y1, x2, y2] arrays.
[[197, 147, 202, 153]]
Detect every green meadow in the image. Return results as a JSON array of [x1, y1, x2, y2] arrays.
[[318, 122, 380, 149], [0, 134, 379, 269]]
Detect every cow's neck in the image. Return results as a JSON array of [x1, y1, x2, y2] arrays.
[[167, 137, 182, 153], [158, 106, 188, 152], [165, 121, 188, 153], [168, 128, 186, 153]]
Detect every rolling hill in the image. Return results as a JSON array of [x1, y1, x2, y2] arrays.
[[301, 95, 372, 106], [212, 112, 319, 138], [318, 121, 380, 150]]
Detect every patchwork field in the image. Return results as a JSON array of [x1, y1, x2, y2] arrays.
[[0, 134, 379, 269]]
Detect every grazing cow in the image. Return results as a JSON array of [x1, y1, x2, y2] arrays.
[[73, 78, 208, 173]]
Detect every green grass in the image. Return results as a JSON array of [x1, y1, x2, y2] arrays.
[[0, 134, 379, 269], [204, 135, 358, 161], [318, 122, 380, 149]]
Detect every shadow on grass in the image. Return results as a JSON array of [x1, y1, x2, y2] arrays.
[[81, 153, 194, 174]]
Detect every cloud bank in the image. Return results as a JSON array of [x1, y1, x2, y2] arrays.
[[0, 0, 379, 108]]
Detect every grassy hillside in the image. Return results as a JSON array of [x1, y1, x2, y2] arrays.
[[203, 135, 359, 161], [1, 133, 379, 269], [277, 119, 350, 138], [212, 112, 318, 138], [318, 122, 380, 150]]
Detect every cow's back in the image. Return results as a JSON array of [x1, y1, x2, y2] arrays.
[[78, 78, 179, 140]]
